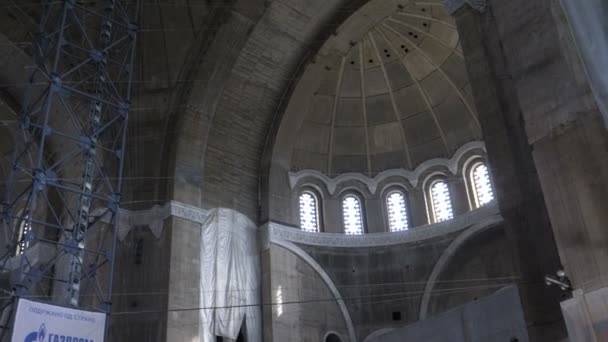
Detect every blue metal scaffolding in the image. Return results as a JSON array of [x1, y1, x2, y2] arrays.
[[0, 0, 138, 337]]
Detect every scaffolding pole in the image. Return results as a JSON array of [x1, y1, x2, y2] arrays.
[[0, 0, 138, 335]]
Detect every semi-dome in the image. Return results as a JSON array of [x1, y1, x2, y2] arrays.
[[289, 0, 481, 175]]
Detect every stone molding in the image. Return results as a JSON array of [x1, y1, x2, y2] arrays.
[[288, 141, 486, 195], [98, 200, 210, 241], [443, 0, 487, 15], [261, 202, 501, 249]]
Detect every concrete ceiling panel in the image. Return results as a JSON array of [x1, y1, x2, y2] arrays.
[[307, 95, 334, 125], [384, 60, 414, 90], [409, 137, 447, 165], [420, 70, 453, 106], [403, 50, 436, 80], [441, 53, 469, 90], [317, 70, 339, 96], [394, 86, 428, 119], [402, 112, 441, 147], [367, 94, 398, 126], [434, 93, 480, 149], [429, 21, 459, 48], [340, 69, 362, 98], [336, 98, 365, 126], [371, 151, 409, 173], [365, 67, 390, 96], [332, 155, 369, 174], [295, 122, 331, 153], [369, 122, 405, 154], [292, 149, 328, 172], [419, 37, 452, 66], [333, 127, 367, 155]]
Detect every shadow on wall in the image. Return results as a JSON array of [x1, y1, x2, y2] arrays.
[[364, 286, 529, 342]]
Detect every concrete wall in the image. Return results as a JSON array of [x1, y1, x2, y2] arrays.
[[367, 285, 529, 342], [262, 220, 518, 342], [453, 3, 569, 340]]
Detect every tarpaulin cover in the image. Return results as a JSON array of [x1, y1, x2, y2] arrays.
[[199, 208, 261, 342], [561, 287, 608, 342], [561, 0, 608, 128]]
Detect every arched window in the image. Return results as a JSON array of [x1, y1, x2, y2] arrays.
[[325, 333, 342, 342], [15, 213, 31, 256], [470, 162, 495, 208], [429, 179, 454, 223], [299, 191, 320, 232], [341, 194, 364, 235], [386, 191, 409, 232]]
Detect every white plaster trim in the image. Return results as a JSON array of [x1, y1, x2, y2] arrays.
[[263, 202, 501, 248], [443, 0, 487, 15], [288, 141, 486, 194], [271, 239, 357, 342], [418, 214, 504, 320], [97, 200, 210, 241]]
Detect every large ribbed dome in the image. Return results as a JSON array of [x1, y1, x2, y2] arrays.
[[289, 0, 481, 175]]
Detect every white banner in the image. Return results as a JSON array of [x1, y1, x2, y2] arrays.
[[11, 299, 106, 342]]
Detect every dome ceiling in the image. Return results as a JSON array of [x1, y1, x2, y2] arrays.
[[289, 0, 481, 176]]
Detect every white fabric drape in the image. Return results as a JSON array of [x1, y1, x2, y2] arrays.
[[561, 0, 608, 128], [199, 208, 261, 342]]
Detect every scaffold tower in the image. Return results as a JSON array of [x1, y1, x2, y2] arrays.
[[0, 0, 138, 336]]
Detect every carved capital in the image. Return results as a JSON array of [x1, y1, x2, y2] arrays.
[[443, 0, 487, 15]]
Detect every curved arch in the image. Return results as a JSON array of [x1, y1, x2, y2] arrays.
[[418, 215, 504, 320], [362, 328, 395, 342], [324, 331, 344, 342], [288, 141, 486, 195], [271, 239, 357, 342]]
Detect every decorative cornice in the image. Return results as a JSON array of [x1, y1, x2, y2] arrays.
[[98, 200, 210, 241], [262, 202, 501, 248], [288, 141, 486, 195], [443, 0, 487, 15]]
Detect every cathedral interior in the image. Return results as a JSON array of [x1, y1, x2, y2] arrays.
[[0, 0, 607, 341]]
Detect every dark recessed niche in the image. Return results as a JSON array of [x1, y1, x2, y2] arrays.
[[392, 311, 402, 321], [386, 54, 391, 58], [350, 61, 355, 65], [408, 32, 413, 36], [423, 22, 428, 27], [369, 59, 373, 63], [414, 35, 419, 39], [401, 44, 405, 48], [421, 8, 426, 12], [405, 49, 409, 53]]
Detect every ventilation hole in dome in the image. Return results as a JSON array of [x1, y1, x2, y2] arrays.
[[369, 59, 373, 63], [386, 54, 391, 58], [421, 8, 426, 12], [405, 48, 409, 53], [408, 32, 413, 36], [414, 35, 419, 39], [350, 61, 355, 65], [423, 22, 428, 27], [400, 44, 405, 48]]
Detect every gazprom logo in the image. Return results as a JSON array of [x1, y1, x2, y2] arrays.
[[25, 323, 94, 342]]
